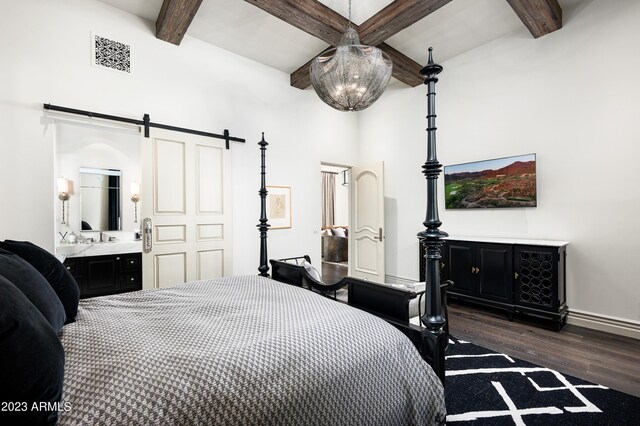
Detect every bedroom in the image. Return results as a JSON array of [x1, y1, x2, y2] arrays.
[[1, 0, 639, 424]]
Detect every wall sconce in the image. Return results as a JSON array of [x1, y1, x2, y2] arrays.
[[57, 177, 70, 224], [130, 181, 140, 223]]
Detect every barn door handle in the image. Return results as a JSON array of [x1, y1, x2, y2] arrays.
[[143, 217, 152, 253]]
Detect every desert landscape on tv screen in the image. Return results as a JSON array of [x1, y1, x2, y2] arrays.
[[444, 154, 536, 209]]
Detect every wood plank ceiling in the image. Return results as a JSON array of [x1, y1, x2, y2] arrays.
[[156, 0, 562, 89]]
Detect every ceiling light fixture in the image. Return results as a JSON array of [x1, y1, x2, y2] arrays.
[[310, 0, 392, 112]]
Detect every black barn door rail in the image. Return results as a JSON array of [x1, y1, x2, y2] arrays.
[[43, 103, 245, 149]]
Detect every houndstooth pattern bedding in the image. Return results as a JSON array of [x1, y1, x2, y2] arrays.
[[59, 275, 446, 425]]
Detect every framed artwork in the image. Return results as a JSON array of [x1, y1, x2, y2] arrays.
[[266, 186, 291, 229]]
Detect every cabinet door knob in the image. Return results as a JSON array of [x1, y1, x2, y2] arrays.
[[471, 266, 475, 274], [515, 272, 519, 280], [476, 267, 480, 274]]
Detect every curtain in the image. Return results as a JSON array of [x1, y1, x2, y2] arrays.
[[321, 172, 336, 228]]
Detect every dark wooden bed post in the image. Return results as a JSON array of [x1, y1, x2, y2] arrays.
[[417, 48, 448, 384], [258, 133, 270, 277]]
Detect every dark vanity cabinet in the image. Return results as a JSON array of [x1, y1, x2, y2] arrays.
[[64, 253, 142, 298], [420, 238, 568, 329]]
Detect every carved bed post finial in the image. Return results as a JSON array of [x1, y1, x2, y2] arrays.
[[417, 47, 448, 383], [258, 132, 270, 277]]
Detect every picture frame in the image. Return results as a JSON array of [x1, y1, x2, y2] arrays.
[[266, 186, 291, 229]]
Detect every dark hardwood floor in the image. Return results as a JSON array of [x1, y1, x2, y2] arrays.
[[321, 261, 640, 398], [447, 300, 640, 398], [321, 260, 348, 283]]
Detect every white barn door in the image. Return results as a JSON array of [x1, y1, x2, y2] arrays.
[[349, 162, 385, 282], [141, 128, 232, 289]]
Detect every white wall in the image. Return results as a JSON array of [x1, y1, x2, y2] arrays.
[[0, 0, 359, 275], [359, 0, 640, 325]]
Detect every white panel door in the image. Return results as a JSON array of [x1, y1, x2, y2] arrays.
[[349, 162, 385, 282], [141, 128, 232, 289]]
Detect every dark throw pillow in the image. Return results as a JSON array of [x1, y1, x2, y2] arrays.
[[0, 248, 66, 332], [0, 240, 79, 324], [0, 275, 65, 426]]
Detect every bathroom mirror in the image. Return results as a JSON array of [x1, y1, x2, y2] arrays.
[[80, 167, 121, 231]]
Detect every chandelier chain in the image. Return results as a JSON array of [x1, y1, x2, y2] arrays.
[[348, 0, 352, 28]]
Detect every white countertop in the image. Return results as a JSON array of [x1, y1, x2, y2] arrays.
[[445, 235, 569, 247], [56, 240, 142, 259]]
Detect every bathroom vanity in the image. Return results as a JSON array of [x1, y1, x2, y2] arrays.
[[58, 241, 142, 298]]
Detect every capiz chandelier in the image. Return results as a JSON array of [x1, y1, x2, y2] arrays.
[[310, 0, 392, 112]]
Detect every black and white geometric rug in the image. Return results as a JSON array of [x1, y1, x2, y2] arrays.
[[445, 337, 640, 425]]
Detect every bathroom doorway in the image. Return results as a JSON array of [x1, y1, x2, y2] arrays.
[[320, 163, 350, 285]]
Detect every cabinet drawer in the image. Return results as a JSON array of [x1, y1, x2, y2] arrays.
[[120, 272, 141, 290], [121, 253, 141, 271]]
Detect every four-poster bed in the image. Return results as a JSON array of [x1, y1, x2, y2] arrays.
[[5, 51, 449, 425], [266, 48, 449, 382]]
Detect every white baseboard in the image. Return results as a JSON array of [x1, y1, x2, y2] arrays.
[[567, 309, 640, 341], [385, 275, 640, 341], [384, 275, 418, 286]]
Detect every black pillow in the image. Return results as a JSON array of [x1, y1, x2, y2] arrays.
[[0, 248, 66, 332], [0, 240, 79, 324], [0, 275, 65, 426]]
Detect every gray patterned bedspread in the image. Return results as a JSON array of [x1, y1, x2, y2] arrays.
[[59, 275, 446, 425]]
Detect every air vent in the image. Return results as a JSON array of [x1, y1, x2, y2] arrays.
[[92, 34, 131, 74]]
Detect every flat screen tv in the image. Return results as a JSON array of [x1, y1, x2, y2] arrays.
[[444, 153, 537, 209]]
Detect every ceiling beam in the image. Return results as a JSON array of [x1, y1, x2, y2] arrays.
[[244, 0, 347, 46], [245, 0, 428, 89], [378, 43, 424, 87], [358, 0, 452, 47], [506, 0, 562, 38], [156, 0, 204, 45]]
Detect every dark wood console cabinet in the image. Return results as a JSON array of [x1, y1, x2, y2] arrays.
[[64, 252, 142, 298], [420, 238, 568, 329]]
